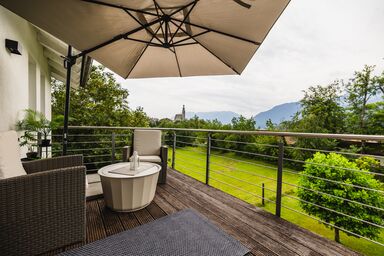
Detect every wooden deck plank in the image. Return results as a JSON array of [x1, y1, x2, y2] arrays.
[[54, 170, 360, 256], [167, 171, 323, 256], [133, 208, 155, 225], [156, 185, 271, 256], [153, 193, 178, 214], [169, 169, 359, 256], [97, 199, 125, 236], [86, 200, 107, 243], [118, 212, 140, 230], [146, 201, 167, 220], [159, 181, 291, 256]]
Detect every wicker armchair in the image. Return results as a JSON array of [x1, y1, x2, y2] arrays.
[[0, 155, 86, 256]]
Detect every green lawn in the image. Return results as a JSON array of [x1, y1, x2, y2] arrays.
[[169, 146, 384, 256]]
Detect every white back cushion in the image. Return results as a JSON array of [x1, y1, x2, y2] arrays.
[[133, 130, 161, 156], [0, 131, 27, 179]]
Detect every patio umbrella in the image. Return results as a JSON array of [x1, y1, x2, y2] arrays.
[[0, 0, 289, 78], [0, 0, 290, 153]]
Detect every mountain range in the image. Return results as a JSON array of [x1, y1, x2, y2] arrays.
[[186, 102, 301, 128], [184, 94, 382, 128], [254, 102, 301, 128]]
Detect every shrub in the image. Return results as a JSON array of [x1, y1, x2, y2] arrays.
[[297, 152, 384, 243]]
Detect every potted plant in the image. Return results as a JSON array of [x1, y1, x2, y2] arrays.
[[16, 109, 53, 159]]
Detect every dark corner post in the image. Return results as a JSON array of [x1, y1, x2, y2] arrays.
[[275, 136, 284, 217], [206, 132, 211, 185], [172, 131, 176, 169], [62, 45, 74, 155]]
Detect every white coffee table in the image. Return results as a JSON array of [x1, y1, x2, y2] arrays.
[[98, 162, 161, 212]]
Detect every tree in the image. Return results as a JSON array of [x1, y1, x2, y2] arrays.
[[52, 65, 149, 127], [51, 66, 150, 166], [375, 70, 384, 94], [345, 65, 378, 134], [285, 83, 344, 164], [365, 101, 384, 135], [299, 82, 345, 134], [297, 153, 384, 243]]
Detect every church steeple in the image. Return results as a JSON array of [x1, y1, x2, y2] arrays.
[[182, 105, 186, 120]]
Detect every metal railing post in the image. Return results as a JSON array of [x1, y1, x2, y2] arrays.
[[172, 132, 176, 169], [275, 137, 284, 217], [206, 133, 211, 185], [111, 132, 116, 164], [262, 183, 265, 206]]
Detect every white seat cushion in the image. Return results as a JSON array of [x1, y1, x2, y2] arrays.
[[0, 131, 27, 179], [134, 130, 161, 156], [139, 155, 162, 163]]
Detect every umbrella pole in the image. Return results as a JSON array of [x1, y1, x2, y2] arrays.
[[62, 45, 73, 155]]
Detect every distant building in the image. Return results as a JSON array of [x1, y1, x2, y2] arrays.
[[174, 105, 186, 121]]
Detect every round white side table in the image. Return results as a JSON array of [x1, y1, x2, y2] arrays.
[[98, 162, 161, 212]]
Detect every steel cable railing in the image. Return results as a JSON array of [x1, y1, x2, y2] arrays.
[[211, 138, 279, 148], [283, 157, 384, 177], [210, 168, 276, 193], [174, 163, 206, 177], [282, 169, 384, 194], [176, 140, 206, 147], [209, 176, 276, 204], [281, 180, 384, 212], [284, 194, 384, 229], [47, 126, 384, 250], [280, 204, 384, 247], [210, 153, 277, 171], [284, 145, 382, 159], [210, 161, 277, 182], [175, 146, 206, 155], [211, 146, 279, 159]]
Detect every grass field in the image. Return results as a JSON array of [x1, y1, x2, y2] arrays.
[[169, 146, 384, 256]]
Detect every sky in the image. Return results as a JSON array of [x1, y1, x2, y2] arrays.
[[114, 0, 384, 119]]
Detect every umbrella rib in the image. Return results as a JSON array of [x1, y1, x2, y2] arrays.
[[173, 42, 199, 47], [124, 37, 162, 47], [173, 49, 182, 77], [170, 20, 240, 75], [172, 30, 210, 45], [171, 18, 261, 45], [81, 0, 158, 17], [74, 17, 162, 59], [169, 38, 182, 77], [169, 1, 198, 17], [124, 9, 163, 44], [125, 21, 164, 78], [170, 0, 198, 43], [153, 0, 165, 16], [153, 1, 165, 36]]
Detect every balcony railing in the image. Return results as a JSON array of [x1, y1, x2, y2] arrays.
[[49, 126, 384, 254]]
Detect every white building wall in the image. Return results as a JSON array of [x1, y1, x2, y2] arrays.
[[0, 6, 51, 132]]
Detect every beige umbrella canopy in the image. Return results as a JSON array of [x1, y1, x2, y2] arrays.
[[0, 0, 289, 78], [1, 0, 290, 154]]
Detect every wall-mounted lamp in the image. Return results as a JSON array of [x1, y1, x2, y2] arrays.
[[5, 39, 22, 55]]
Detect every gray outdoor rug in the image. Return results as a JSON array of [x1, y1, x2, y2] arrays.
[[60, 209, 250, 256]]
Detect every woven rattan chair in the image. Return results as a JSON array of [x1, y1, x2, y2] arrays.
[[0, 155, 86, 256]]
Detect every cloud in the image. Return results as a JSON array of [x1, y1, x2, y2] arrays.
[[118, 0, 384, 119]]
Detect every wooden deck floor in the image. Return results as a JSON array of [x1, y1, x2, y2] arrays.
[[49, 169, 359, 256]]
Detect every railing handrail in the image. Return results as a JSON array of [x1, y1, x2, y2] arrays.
[[67, 125, 384, 141]]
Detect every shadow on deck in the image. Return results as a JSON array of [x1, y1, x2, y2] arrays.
[[47, 169, 359, 256]]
